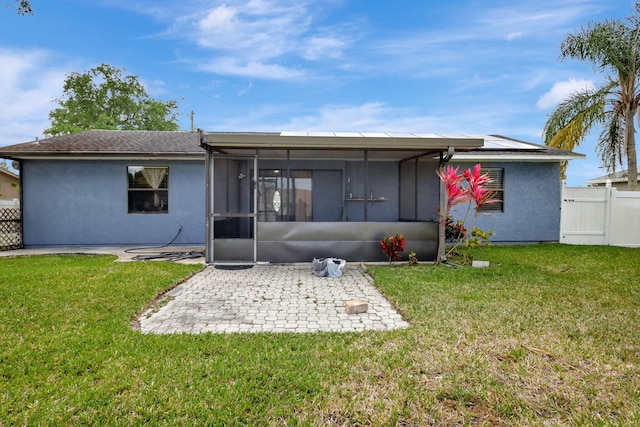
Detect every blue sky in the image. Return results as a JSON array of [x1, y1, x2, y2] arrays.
[[0, 0, 636, 185]]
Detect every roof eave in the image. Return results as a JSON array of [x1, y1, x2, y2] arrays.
[[0, 152, 205, 161], [451, 152, 586, 162]]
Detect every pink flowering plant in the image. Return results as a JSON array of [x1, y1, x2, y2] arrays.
[[436, 164, 498, 264]]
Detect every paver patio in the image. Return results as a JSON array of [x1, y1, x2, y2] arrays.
[[138, 263, 410, 334]]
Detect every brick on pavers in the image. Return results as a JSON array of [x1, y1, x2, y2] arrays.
[[345, 299, 368, 314]]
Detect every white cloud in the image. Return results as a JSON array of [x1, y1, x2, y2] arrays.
[[302, 36, 347, 60], [152, 0, 354, 79], [283, 102, 397, 132], [202, 102, 441, 133], [183, 1, 310, 59], [140, 78, 169, 96], [536, 78, 595, 110], [244, 102, 517, 135], [478, 1, 601, 40], [0, 48, 69, 145], [197, 57, 305, 80], [364, 0, 608, 79], [237, 81, 253, 96], [193, 3, 305, 59], [506, 32, 524, 41]]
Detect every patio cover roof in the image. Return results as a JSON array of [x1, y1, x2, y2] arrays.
[[199, 131, 484, 154]]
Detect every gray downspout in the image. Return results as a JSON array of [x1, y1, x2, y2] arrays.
[[18, 160, 24, 249]]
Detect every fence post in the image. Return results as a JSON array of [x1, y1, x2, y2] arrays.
[[604, 180, 612, 245], [559, 180, 567, 243]]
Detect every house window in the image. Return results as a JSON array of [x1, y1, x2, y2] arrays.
[[258, 170, 312, 221], [480, 168, 504, 212], [127, 166, 169, 213]]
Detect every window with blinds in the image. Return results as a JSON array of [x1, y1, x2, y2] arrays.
[[479, 168, 504, 212]]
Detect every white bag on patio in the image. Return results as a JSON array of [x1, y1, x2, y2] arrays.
[[312, 257, 346, 277]]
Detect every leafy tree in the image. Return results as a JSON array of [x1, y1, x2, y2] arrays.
[[5, 0, 32, 14], [543, 4, 640, 191], [45, 63, 179, 136]]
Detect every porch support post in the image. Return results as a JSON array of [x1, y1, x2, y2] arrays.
[[253, 154, 258, 262], [364, 150, 369, 222], [414, 157, 419, 220], [437, 146, 455, 263], [438, 166, 446, 263], [286, 150, 291, 222], [204, 147, 215, 263]]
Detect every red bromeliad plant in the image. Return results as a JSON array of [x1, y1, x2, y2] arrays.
[[437, 165, 471, 211], [436, 164, 498, 264], [464, 164, 497, 208], [380, 233, 405, 264]]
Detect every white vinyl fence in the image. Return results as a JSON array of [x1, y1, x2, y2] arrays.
[[560, 183, 640, 247]]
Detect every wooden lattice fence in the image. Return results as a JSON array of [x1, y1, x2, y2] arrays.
[[0, 207, 22, 250]]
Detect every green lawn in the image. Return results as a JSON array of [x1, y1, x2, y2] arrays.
[[0, 245, 639, 425]]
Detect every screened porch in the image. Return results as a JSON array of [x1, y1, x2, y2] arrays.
[[200, 132, 483, 263]]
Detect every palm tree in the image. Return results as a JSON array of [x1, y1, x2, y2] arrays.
[[544, 5, 640, 191]]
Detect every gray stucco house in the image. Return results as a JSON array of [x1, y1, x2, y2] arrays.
[[0, 130, 583, 263]]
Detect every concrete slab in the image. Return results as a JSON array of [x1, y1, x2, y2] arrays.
[[0, 246, 205, 264]]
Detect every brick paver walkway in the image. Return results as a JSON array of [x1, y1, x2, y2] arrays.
[[138, 263, 409, 334]]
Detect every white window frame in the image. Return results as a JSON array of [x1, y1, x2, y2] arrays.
[[127, 166, 169, 214]]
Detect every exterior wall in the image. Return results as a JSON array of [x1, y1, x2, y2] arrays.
[[257, 158, 441, 223], [344, 161, 399, 221], [258, 159, 408, 222], [449, 161, 562, 243], [20, 157, 562, 248], [21, 159, 204, 247]]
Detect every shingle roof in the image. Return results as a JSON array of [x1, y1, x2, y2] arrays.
[[0, 130, 202, 159], [585, 166, 640, 184]]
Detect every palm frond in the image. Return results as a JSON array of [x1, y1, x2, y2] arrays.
[[543, 82, 614, 152], [597, 114, 625, 173], [561, 20, 640, 79]]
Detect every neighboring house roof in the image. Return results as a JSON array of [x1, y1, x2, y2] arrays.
[[585, 167, 640, 185], [0, 130, 583, 162], [0, 166, 19, 180], [0, 165, 20, 201]]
